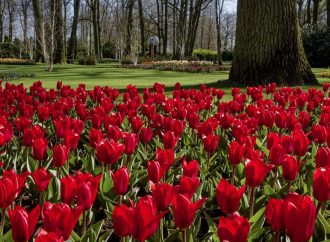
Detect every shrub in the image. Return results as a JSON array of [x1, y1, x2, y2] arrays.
[[78, 57, 86, 65], [98, 58, 120, 64], [221, 50, 233, 62], [302, 25, 330, 68], [102, 42, 116, 59], [193, 49, 218, 62], [86, 56, 97, 65]]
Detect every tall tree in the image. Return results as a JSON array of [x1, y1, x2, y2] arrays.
[[312, 0, 319, 24], [0, 0, 4, 42], [53, 0, 66, 64], [137, 0, 145, 55], [327, 0, 330, 27], [215, 0, 224, 65], [87, 0, 101, 59], [68, 0, 80, 59], [124, 0, 134, 55], [6, 0, 15, 42], [32, 0, 43, 62], [230, 0, 317, 85]]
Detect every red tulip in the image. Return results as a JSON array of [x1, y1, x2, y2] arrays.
[[172, 194, 206, 229], [42, 202, 83, 240], [267, 132, 280, 150], [315, 146, 330, 168], [8, 205, 40, 242], [0, 170, 29, 208], [269, 144, 284, 166], [52, 144, 69, 167], [265, 198, 285, 232], [281, 135, 293, 154], [132, 196, 166, 241], [140, 127, 153, 143], [37, 105, 50, 122], [36, 229, 64, 242], [123, 133, 139, 155], [76, 172, 102, 210], [96, 139, 125, 164], [203, 134, 219, 154], [147, 161, 165, 183], [151, 182, 179, 211], [282, 155, 301, 181], [245, 158, 274, 187], [156, 148, 175, 171], [32, 137, 48, 161], [112, 203, 135, 237], [182, 160, 199, 178], [313, 167, 330, 202], [179, 175, 200, 199], [216, 179, 246, 214], [112, 167, 130, 195], [130, 116, 143, 133], [60, 175, 77, 204], [292, 130, 309, 157], [229, 141, 245, 165], [312, 125, 327, 143], [63, 130, 80, 150], [217, 213, 250, 242], [163, 131, 178, 149], [31, 167, 52, 192], [284, 193, 316, 242], [89, 128, 103, 149]]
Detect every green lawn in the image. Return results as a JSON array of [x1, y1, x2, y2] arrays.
[[0, 64, 329, 94]]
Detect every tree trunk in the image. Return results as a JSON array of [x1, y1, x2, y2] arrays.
[[307, 0, 312, 24], [0, 0, 4, 43], [32, 0, 43, 62], [312, 0, 319, 24], [297, 0, 304, 26], [327, 0, 330, 27], [125, 0, 134, 55], [7, 0, 14, 42], [137, 0, 145, 56], [68, 0, 80, 59], [215, 0, 224, 65], [54, 0, 66, 64], [230, 0, 317, 86], [163, 0, 168, 56]]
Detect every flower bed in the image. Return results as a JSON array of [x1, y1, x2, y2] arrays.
[[0, 80, 329, 241], [121, 60, 230, 73], [0, 58, 36, 65]]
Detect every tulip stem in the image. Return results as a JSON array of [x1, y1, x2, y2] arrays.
[[274, 231, 279, 242], [182, 229, 187, 242], [0, 208, 5, 238], [272, 167, 278, 190], [206, 153, 210, 171], [82, 210, 87, 235], [231, 166, 235, 185], [287, 181, 291, 194], [317, 202, 323, 214], [249, 187, 255, 218]]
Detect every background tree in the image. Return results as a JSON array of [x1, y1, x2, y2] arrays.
[[230, 0, 317, 85]]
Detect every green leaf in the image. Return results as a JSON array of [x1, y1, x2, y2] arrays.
[[0, 230, 13, 242], [70, 230, 81, 242], [204, 212, 220, 242], [98, 229, 113, 242], [81, 219, 104, 242]]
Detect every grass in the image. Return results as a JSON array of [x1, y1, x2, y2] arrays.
[[0, 63, 329, 99]]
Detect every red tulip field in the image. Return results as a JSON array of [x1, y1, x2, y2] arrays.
[[1, 80, 330, 242]]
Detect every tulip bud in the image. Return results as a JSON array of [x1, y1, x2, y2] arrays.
[[112, 167, 130, 195]]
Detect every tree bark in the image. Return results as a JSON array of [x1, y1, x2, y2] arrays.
[[327, 0, 330, 28], [32, 0, 43, 62], [125, 0, 134, 55], [68, 0, 80, 59], [215, 0, 224, 65], [307, 0, 312, 24], [0, 0, 4, 43], [54, 0, 66, 64], [7, 0, 15, 42], [312, 0, 319, 24], [230, 0, 317, 86], [137, 0, 145, 56], [163, 0, 168, 55]]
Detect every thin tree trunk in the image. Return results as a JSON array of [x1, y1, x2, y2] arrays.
[[215, 0, 224, 65], [327, 0, 330, 27], [68, 0, 80, 59], [230, 0, 317, 85], [312, 0, 319, 24], [307, 0, 312, 24], [163, 0, 168, 55], [0, 0, 3, 43], [137, 0, 145, 56]]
